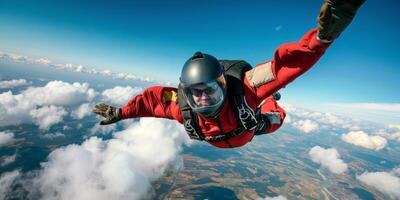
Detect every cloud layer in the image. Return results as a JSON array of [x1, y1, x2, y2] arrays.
[[279, 103, 400, 146], [0, 51, 159, 84], [280, 103, 351, 133], [341, 131, 387, 150], [317, 103, 400, 125], [309, 146, 348, 174]]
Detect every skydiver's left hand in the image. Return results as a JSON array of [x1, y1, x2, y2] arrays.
[[92, 103, 122, 125], [254, 113, 271, 135]]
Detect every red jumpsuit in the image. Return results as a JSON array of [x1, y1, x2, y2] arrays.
[[120, 29, 330, 148]]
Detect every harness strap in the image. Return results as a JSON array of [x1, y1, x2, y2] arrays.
[[178, 87, 205, 141], [233, 95, 258, 131], [204, 126, 246, 143]]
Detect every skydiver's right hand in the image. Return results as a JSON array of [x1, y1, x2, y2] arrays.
[[317, 0, 365, 43], [92, 103, 122, 125]]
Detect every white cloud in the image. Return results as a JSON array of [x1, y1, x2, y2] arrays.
[[0, 170, 21, 200], [275, 25, 283, 31], [290, 107, 344, 126], [71, 103, 92, 119], [283, 114, 291, 124], [120, 119, 136, 129], [337, 103, 400, 112], [280, 102, 297, 113], [54, 63, 86, 73], [35, 58, 52, 65], [101, 86, 142, 106], [357, 169, 400, 199], [309, 146, 347, 174], [0, 80, 96, 128], [258, 195, 287, 200], [0, 79, 30, 88], [292, 119, 319, 133], [321, 112, 341, 125], [63, 125, 71, 131], [279, 102, 386, 138], [394, 168, 400, 176], [1, 154, 17, 167], [22, 80, 96, 106], [90, 123, 117, 136], [33, 118, 190, 200], [389, 124, 400, 130], [0, 91, 32, 126], [0, 131, 16, 146], [0, 52, 29, 63], [100, 69, 112, 76], [341, 131, 387, 150], [41, 132, 66, 139], [30, 106, 67, 130], [76, 123, 83, 129], [0, 51, 49, 66], [381, 124, 400, 143]]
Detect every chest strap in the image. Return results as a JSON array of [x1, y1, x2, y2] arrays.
[[182, 94, 258, 143], [204, 125, 245, 143]]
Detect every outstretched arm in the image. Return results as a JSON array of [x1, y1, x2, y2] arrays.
[[120, 86, 181, 121], [245, 28, 330, 102], [93, 86, 182, 125], [245, 0, 365, 102]]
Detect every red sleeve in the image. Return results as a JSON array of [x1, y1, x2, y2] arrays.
[[245, 28, 331, 103], [260, 98, 286, 134], [120, 86, 182, 123]]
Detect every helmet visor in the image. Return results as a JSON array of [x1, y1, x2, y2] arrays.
[[182, 75, 226, 116]]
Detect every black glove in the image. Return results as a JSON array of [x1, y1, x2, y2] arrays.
[[93, 103, 122, 125], [254, 110, 271, 136], [317, 0, 365, 42]]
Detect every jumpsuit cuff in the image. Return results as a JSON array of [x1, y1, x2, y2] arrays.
[[302, 28, 332, 53], [120, 106, 131, 119]]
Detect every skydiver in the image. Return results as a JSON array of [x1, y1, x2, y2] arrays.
[[93, 0, 365, 148]]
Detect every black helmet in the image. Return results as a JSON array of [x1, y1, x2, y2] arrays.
[[179, 52, 227, 117]]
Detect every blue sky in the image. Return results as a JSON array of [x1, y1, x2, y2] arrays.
[[1, 0, 399, 107]]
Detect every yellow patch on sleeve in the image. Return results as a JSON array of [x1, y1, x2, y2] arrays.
[[162, 90, 178, 103]]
